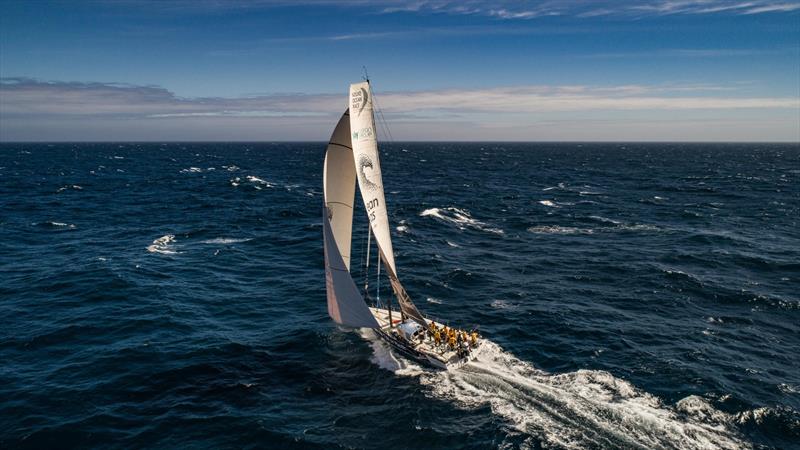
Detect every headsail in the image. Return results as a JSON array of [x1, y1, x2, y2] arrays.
[[323, 110, 379, 329], [350, 82, 427, 328], [349, 82, 398, 274]]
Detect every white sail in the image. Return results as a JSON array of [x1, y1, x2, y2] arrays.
[[323, 110, 379, 329], [323, 207, 379, 328], [349, 81, 398, 274], [323, 110, 357, 270], [349, 82, 427, 328]]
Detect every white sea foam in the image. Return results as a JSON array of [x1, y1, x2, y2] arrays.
[[180, 167, 203, 173], [147, 234, 178, 254], [360, 329, 425, 376], [45, 221, 76, 229], [426, 297, 443, 304], [589, 215, 622, 225], [396, 225, 409, 233], [528, 221, 660, 235], [446, 240, 460, 248], [420, 207, 504, 235], [539, 200, 558, 207], [200, 238, 252, 244], [617, 223, 661, 232], [246, 175, 274, 187], [364, 338, 748, 449], [528, 226, 593, 235], [57, 185, 83, 193]]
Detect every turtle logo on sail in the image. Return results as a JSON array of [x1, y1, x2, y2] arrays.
[[358, 155, 379, 191]]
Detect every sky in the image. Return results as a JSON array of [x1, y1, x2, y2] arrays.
[[0, 0, 798, 142]]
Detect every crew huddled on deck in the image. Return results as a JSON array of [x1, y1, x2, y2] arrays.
[[425, 321, 479, 358]]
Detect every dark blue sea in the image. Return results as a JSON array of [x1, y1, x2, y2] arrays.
[[1, 142, 798, 449]]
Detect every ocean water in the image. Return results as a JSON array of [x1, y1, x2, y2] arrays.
[[1, 142, 798, 449]]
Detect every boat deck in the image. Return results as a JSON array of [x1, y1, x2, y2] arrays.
[[368, 307, 480, 369]]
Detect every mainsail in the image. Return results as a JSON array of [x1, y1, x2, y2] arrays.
[[323, 111, 357, 270], [349, 82, 427, 327], [323, 110, 379, 329]]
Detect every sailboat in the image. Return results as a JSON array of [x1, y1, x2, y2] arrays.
[[322, 80, 482, 370]]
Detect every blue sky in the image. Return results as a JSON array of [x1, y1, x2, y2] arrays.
[[1, 0, 798, 141]]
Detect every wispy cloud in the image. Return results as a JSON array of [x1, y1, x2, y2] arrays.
[[91, 0, 800, 18], [2, 78, 797, 121], [581, 47, 795, 58], [740, 2, 800, 13], [366, 0, 800, 18]]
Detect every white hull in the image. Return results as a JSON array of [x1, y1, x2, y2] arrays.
[[368, 307, 481, 370]]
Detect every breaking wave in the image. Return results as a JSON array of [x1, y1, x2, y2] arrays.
[[528, 218, 661, 235], [367, 336, 749, 449], [37, 221, 76, 229], [528, 225, 594, 235], [147, 234, 178, 254], [420, 207, 504, 235], [200, 237, 252, 244]]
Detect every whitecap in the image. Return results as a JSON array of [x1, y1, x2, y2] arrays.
[[396, 225, 409, 233], [180, 167, 203, 173], [48, 221, 76, 229], [246, 175, 274, 187], [200, 238, 252, 244], [57, 185, 83, 193], [589, 215, 621, 225], [528, 225, 593, 235], [420, 207, 504, 234], [147, 234, 178, 254], [539, 200, 558, 207]]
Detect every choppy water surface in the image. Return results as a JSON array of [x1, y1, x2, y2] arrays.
[[1, 142, 798, 449]]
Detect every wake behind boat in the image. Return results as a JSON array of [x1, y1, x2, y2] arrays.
[[322, 79, 482, 370]]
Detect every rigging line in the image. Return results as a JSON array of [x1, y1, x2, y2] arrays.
[[376, 246, 381, 305], [364, 225, 372, 293], [370, 83, 395, 144]]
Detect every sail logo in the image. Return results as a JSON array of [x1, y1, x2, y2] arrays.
[[351, 126, 373, 142], [351, 87, 369, 116], [358, 155, 379, 192]]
